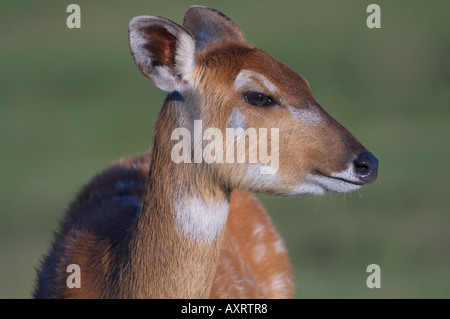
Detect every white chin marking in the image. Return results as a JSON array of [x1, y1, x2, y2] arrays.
[[243, 164, 279, 188], [291, 166, 362, 195], [175, 196, 229, 242]]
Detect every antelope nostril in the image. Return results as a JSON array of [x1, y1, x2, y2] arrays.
[[354, 151, 378, 184], [355, 162, 370, 175]]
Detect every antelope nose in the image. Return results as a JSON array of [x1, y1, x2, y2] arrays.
[[354, 151, 378, 184]]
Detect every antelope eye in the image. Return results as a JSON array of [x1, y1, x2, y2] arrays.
[[244, 91, 275, 107]]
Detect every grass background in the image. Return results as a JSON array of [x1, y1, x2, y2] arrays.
[[1, 0, 449, 298]]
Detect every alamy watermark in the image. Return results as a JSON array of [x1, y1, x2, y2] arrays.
[[366, 4, 381, 29], [66, 4, 380, 30], [366, 264, 381, 288], [170, 120, 279, 174], [66, 4, 81, 29], [66, 264, 81, 288]]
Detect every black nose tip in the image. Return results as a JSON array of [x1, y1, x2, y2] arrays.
[[354, 151, 378, 184]]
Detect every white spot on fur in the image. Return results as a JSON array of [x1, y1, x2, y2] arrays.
[[253, 243, 267, 263], [214, 248, 260, 298], [175, 196, 229, 242], [269, 272, 293, 298], [252, 222, 265, 238], [273, 238, 287, 254]]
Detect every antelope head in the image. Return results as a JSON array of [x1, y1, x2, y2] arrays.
[[128, 6, 378, 197]]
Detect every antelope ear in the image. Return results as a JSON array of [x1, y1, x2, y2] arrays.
[[129, 16, 196, 92], [183, 6, 246, 50]]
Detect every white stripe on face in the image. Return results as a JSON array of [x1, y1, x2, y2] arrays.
[[234, 69, 278, 94], [286, 104, 324, 125]]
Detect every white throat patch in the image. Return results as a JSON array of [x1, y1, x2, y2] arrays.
[[175, 195, 229, 242]]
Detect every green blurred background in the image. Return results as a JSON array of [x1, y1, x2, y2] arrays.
[[1, 0, 449, 298]]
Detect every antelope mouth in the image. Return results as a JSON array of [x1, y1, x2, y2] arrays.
[[312, 170, 365, 187], [296, 167, 364, 195], [291, 168, 363, 196]]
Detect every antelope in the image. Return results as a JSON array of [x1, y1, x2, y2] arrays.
[[34, 6, 378, 298]]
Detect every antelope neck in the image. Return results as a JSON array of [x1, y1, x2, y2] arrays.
[[140, 155, 230, 243], [121, 98, 230, 298], [139, 94, 231, 243]]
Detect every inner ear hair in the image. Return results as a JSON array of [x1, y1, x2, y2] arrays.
[[142, 25, 177, 68], [129, 15, 196, 92]]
